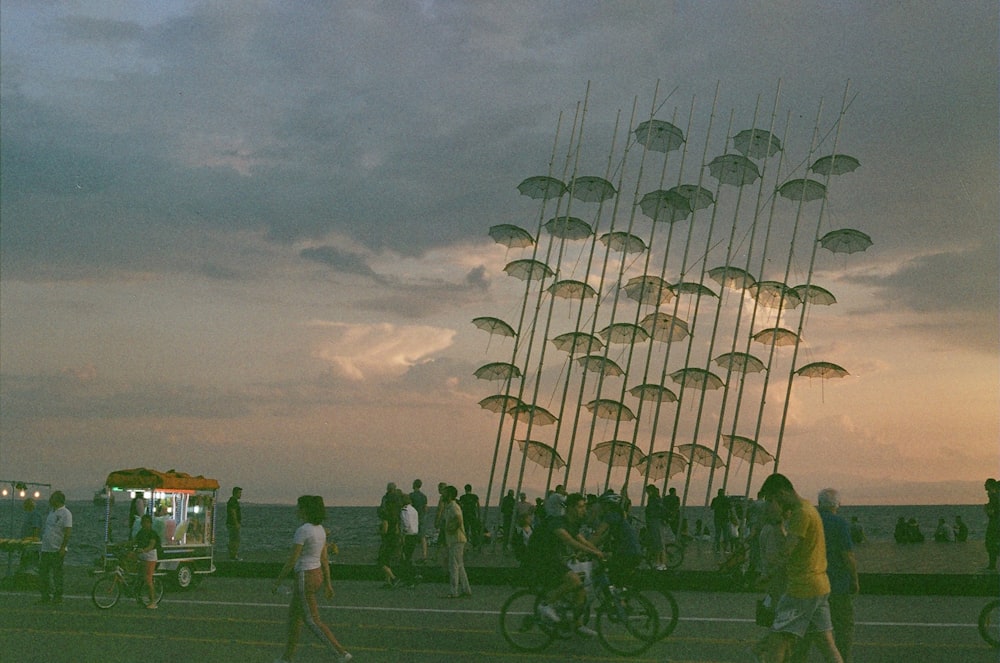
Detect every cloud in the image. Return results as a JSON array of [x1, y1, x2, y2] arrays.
[[309, 321, 455, 380], [300, 245, 380, 280]]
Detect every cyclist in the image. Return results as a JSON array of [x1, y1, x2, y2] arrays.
[[589, 491, 643, 585], [523, 492, 606, 636]]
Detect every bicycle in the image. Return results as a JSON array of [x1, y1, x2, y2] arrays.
[[979, 598, 999, 649], [91, 550, 165, 609], [632, 515, 685, 570], [499, 557, 660, 656]]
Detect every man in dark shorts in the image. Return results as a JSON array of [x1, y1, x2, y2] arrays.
[[524, 492, 605, 637]]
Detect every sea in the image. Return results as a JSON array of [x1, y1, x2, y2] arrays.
[[0, 499, 988, 569]]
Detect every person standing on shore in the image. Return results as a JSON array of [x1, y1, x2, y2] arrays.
[[441, 485, 471, 598], [38, 491, 72, 605], [711, 488, 733, 553], [409, 479, 429, 562], [273, 495, 351, 663], [134, 514, 162, 609], [227, 486, 243, 561], [748, 473, 843, 663], [984, 478, 999, 570]]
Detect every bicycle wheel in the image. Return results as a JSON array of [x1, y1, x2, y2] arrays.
[[135, 576, 165, 607], [91, 575, 121, 609], [979, 599, 1000, 649], [596, 589, 658, 656], [664, 543, 684, 569], [637, 587, 680, 639], [499, 589, 555, 652]]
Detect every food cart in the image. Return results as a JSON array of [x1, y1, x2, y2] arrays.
[[102, 468, 219, 589]]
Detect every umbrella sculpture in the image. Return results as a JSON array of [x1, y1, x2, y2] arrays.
[[570, 175, 617, 203], [504, 258, 555, 281], [749, 281, 801, 309], [599, 231, 647, 254], [714, 351, 766, 374], [592, 440, 646, 467], [551, 331, 604, 355], [793, 284, 837, 306], [794, 362, 849, 379], [708, 265, 757, 290], [576, 355, 624, 377], [474, 362, 522, 381], [548, 279, 597, 300], [488, 223, 535, 249], [674, 443, 726, 468], [598, 322, 650, 344], [624, 275, 673, 306], [585, 398, 636, 422], [471, 316, 516, 338], [670, 367, 725, 390], [732, 128, 783, 159], [671, 282, 718, 298], [628, 383, 678, 403], [810, 154, 861, 176], [721, 435, 775, 466], [633, 119, 685, 153], [638, 189, 693, 223], [507, 403, 559, 426], [819, 228, 873, 254], [640, 312, 690, 342], [778, 178, 827, 202], [752, 327, 800, 347], [517, 175, 567, 199], [517, 439, 566, 470], [544, 216, 594, 240], [708, 154, 761, 186], [478, 394, 523, 414], [637, 450, 689, 481], [672, 184, 715, 210]]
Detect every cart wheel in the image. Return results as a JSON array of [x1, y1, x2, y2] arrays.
[[174, 564, 195, 590]]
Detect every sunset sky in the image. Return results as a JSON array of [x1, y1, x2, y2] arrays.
[[2, 1, 996, 508]]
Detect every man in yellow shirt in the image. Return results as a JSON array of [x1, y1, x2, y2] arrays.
[[749, 473, 843, 663]]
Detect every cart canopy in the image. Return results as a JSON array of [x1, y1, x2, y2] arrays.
[[105, 468, 220, 492]]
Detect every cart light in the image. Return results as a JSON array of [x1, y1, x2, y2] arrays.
[[33, 491, 41, 499], [1, 488, 8, 497]]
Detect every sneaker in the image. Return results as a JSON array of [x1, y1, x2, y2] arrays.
[[537, 603, 560, 623], [338, 653, 353, 663], [146, 602, 158, 610], [575, 624, 598, 637]]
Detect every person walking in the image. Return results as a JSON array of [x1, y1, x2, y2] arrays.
[[134, 514, 162, 609], [748, 473, 843, 663], [441, 485, 471, 598], [273, 495, 352, 663], [226, 486, 243, 561], [984, 478, 999, 570], [38, 491, 72, 605]]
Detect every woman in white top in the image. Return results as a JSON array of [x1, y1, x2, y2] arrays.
[[272, 495, 351, 663]]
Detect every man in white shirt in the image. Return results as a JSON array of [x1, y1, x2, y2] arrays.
[[399, 494, 421, 584], [39, 491, 73, 604]]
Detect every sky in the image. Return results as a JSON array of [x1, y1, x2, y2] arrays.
[[1, 1, 997, 508]]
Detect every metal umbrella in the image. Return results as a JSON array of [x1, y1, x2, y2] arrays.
[[708, 265, 757, 290], [592, 440, 646, 467], [628, 383, 677, 403], [517, 175, 567, 200], [721, 435, 775, 466], [547, 279, 597, 300], [819, 228, 873, 254], [517, 439, 566, 470], [792, 284, 837, 306], [752, 327, 799, 347], [508, 403, 559, 426], [471, 316, 516, 338], [674, 443, 726, 468], [624, 275, 673, 306], [504, 258, 555, 281], [639, 312, 689, 342], [551, 331, 604, 355], [599, 231, 647, 254], [708, 154, 761, 186], [749, 281, 801, 309], [488, 224, 534, 249], [478, 394, 523, 414], [474, 362, 522, 381], [598, 322, 650, 344], [544, 216, 593, 241], [672, 184, 715, 210], [636, 450, 688, 481], [638, 189, 692, 223], [778, 179, 827, 202], [810, 154, 860, 176], [670, 281, 718, 298], [585, 398, 636, 422], [713, 352, 766, 374], [633, 119, 685, 153], [732, 128, 782, 159], [794, 362, 849, 379], [570, 175, 617, 203], [576, 355, 624, 377], [670, 367, 725, 390]]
